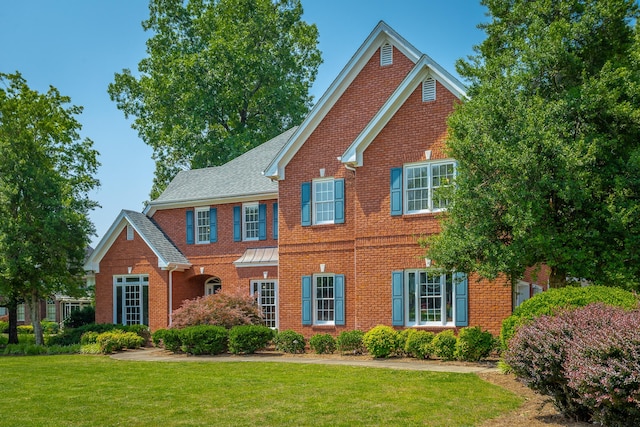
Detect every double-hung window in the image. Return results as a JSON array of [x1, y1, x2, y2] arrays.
[[195, 207, 210, 244], [301, 274, 345, 326], [243, 203, 259, 241], [392, 270, 468, 327], [301, 178, 345, 226], [391, 161, 455, 215], [251, 280, 278, 329]]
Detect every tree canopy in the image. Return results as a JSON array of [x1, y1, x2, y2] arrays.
[[0, 72, 99, 344], [108, 0, 322, 199], [426, 0, 640, 289]]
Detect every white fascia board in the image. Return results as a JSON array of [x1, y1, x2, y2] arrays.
[[263, 21, 422, 180], [144, 191, 278, 217], [342, 56, 468, 167], [161, 263, 191, 271]]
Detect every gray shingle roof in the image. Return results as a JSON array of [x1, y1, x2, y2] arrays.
[[123, 210, 190, 266], [151, 127, 297, 205]]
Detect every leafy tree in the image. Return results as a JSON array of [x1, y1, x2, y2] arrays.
[[108, 0, 321, 199], [0, 72, 99, 345], [427, 0, 640, 289]]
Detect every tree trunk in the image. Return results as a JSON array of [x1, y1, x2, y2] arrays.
[[548, 267, 568, 289], [29, 291, 44, 346], [7, 301, 19, 345]]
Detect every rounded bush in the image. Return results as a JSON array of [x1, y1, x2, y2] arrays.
[[0, 335, 8, 347], [274, 330, 306, 354], [171, 289, 262, 329], [41, 321, 59, 335], [80, 331, 100, 345], [179, 325, 228, 355], [96, 330, 145, 354], [500, 285, 638, 349], [431, 330, 457, 361], [160, 328, 183, 353], [63, 306, 95, 328], [17, 325, 33, 334], [404, 330, 435, 359], [454, 326, 495, 362], [309, 333, 336, 354], [336, 330, 365, 354], [363, 325, 399, 358], [228, 325, 274, 354], [397, 329, 417, 356]]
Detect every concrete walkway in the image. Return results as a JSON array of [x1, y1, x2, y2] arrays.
[[110, 347, 499, 374]]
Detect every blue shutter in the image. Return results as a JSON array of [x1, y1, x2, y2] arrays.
[[302, 276, 312, 325], [334, 274, 345, 325], [258, 204, 267, 241], [455, 272, 469, 327], [233, 206, 241, 242], [334, 179, 345, 224], [391, 271, 404, 326], [390, 168, 403, 216], [272, 203, 278, 240], [186, 210, 194, 245], [209, 208, 217, 243], [301, 182, 311, 226]]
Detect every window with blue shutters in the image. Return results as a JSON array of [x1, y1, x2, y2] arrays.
[[301, 273, 345, 326], [391, 161, 456, 216], [393, 269, 467, 327], [195, 207, 211, 244], [301, 178, 345, 226]]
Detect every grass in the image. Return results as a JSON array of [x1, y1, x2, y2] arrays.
[[0, 355, 522, 426]]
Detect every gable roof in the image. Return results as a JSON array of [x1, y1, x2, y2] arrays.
[[264, 21, 423, 181], [341, 55, 466, 166], [84, 210, 190, 273], [145, 127, 297, 215]]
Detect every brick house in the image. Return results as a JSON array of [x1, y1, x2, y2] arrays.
[[86, 22, 539, 336]]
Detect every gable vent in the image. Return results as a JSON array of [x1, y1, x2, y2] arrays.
[[422, 77, 436, 102], [380, 43, 393, 66]]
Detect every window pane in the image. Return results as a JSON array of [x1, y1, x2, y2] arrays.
[[315, 275, 334, 323], [196, 209, 210, 243], [408, 272, 416, 322], [432, 163, 455, 210], [255, 281, 277, 328], [406, 166, 429, 212]]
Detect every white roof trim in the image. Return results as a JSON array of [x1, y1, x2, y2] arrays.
[[264, 21, 422, 180], [143, 191, 278, 216], [84, 210, 191, 273], [341, 55, 467, 167]]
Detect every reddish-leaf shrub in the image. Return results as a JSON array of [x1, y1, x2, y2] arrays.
[[171, 289, 262, 329], [504, 303, 640, 424]]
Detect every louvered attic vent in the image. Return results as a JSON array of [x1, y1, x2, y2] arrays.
[[380, 42, 393, 66], [422, 77, 436, 102]]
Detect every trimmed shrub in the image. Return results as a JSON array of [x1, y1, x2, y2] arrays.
[[159, 328, 182, 353], [171, 289, 262, 329], [336, 330, 365, 355], [404, 330, 435, 359], [64, 306, 95, 328], [397, 329, 417, 356], [228, 325, 274, 354], [363, 325, 399, 358], [179, 325, 228, 355], [96, 330, 145, 354], [500, 285, 638, 349], [0, 335, 8, 347], [431, 330, 457, 361], [274, 330, 305, 354], [80, 331, 100, 345], [17, 325, 33, 334], [455, 327, 495, 362], [0, 320, 9, 333], [41, 321, 59, 335], [151, 328, 167, 347], [47, 323, 148, 346], [309, 333, 336, 354]]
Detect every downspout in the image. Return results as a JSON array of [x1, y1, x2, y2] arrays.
[[168, 265, 178, 327]]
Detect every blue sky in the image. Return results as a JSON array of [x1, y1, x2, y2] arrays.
[[1, 1, 488, 246]]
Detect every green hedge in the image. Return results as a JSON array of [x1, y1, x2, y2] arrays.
[[274, 330, 305, 354], [179, 325, 228, 355], [363, 325, 399, 358], [228, 325, 274, 354], [500, 285, 639, 349]]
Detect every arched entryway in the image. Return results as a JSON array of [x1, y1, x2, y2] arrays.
[[204, 277, 222, 296]]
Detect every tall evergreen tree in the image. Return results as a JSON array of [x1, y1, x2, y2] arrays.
[[108, 0, 321, 199], [0, 72, 99, 344], [427, 0, 640, 289]]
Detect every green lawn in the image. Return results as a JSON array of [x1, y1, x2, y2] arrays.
[[0, 355, 521, 426]]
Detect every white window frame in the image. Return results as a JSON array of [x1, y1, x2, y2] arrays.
[[195, 207, 210, 244], [17, 303, 25, 322], [204, 277, 222, 296], [405, 270, 455, 327], [243, 203, 259, 241], [0, 307, 7, 316], [313, 274, 335, 325], [251, 280, 278, 329], [312, 178, 335, 225], [113, 275, 149, 326], [404, 160, 455, 214], [45, 299, 56, 322]]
